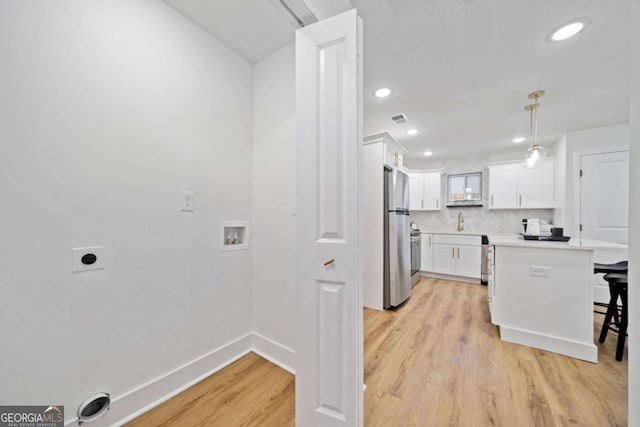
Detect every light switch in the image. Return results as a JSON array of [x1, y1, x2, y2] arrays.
[[530, 266, 550, 278], [72, 246, 104, 273], [181, 191, 195, 212]]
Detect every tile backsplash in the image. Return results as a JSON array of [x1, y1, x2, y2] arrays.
[[408, 155, 555, 234], [410, 208, 554, 234]]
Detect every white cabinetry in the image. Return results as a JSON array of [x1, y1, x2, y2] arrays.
[[456, 245, 482, 277], [409, 174, 424, 211], [432, 243, 456, 274], [384, 144, 404, 169], [420, 233, 433, 271], [408, 171, 441, 211], [488, 165, 517, 209], [431, 234, 481, 278], [488, 160, 555, 209], [487, 245, 496, 324]]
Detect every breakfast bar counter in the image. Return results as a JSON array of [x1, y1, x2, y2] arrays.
[[487, 235, 598, 362]]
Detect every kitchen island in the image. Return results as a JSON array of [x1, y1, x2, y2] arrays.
[[487, 235, 598, 362]]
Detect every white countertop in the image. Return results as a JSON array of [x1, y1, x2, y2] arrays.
[[419, 230, 484, 236], [417, 230, 628, 251], [487, 234, 628, 251]]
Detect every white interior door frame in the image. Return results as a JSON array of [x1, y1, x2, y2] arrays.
[[573, 147, 629, 240], [295, 9, 363, 426]]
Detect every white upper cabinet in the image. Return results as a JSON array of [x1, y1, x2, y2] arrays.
[[488, 164, 518, 208], [409, 174, 424, 210], [408, 171, 442, 211], [423, 173, 441, 210], [488, 159, 554, 209], [517, 161, 554, 208], [384, 143, 404, 169]]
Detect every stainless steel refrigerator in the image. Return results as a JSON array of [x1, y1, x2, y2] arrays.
[[384, 167, 411, 309]]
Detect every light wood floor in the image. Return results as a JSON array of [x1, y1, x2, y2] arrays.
[[125, 352, 295, 427], [126, 278, 627, 426], [364, 278, 627, 427]]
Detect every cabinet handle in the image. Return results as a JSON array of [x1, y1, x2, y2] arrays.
[[323, 258, 335, 266], [429, 235, 431, 246], [452, 247, 455, 258], [491, 195, 493, 206], [457, 247, 460, 258], [519, 194, 522, 206], [421, 199, 424, 209], [436, 198, 439, 209]]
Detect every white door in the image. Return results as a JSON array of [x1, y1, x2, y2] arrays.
[[518, 161, 554, 208], [408, 173, 424, 210], [580, 150, 629, 243], [423, 173, 441, 210], [295, 9, 363, 427], [420, 233, 433, 271], [455, 245, 482, 278], [432, 244, 456, 275], [489, 164, 517, 209]]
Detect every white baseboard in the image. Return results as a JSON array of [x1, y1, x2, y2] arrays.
[[252, 332, 296, 374], [420, 271, 481, 285], [499, 325, 598, 363], [62, 332, 295, 426]]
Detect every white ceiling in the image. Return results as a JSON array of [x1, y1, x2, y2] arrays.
[[164, 0, 631, 165], [162, 0, 297, 63], [353, 0, 630, 165]]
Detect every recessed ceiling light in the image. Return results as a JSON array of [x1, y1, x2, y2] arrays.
[[407, 129, 419, 136], [374, 87, 392, 98], [550, 20, 588, 42], [512, 136, 526, 143], [423, 151, 433, 156]]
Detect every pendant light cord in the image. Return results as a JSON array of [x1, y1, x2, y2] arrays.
[[529, 103, 535, 149], [533, 96, 539, 148]]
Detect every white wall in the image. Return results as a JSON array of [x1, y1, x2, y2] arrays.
[[0, 1, 253, 424], [251, 43, 297, 369], [561, 124, 630, 236], [552, 134, 567, 227], [628, 0, 639, 423]]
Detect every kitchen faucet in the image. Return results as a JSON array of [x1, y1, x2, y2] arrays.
[[457, 212, 464, 232]]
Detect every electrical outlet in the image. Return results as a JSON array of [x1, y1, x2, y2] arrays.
[[181, 191, 195, 212], [530, 266, 550, 278], [72, 246, 104, 273]]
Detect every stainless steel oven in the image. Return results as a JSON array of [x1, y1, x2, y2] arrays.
[[481, 235, 489, 285], [410, 229, 421, 287]]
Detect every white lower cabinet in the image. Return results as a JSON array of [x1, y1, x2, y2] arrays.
[[432, 244, 456, 274], [420, 233, 433, 271], [455, 245, 482, 277], [427, 234, 482, 279]]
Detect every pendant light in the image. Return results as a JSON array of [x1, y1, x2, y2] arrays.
[[522, 90, 547, 168]]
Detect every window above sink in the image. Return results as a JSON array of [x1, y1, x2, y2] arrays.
[[447, 172, 483, 207]]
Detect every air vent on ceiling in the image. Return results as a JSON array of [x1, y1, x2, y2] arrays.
[[390, 113, 408, 124]]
